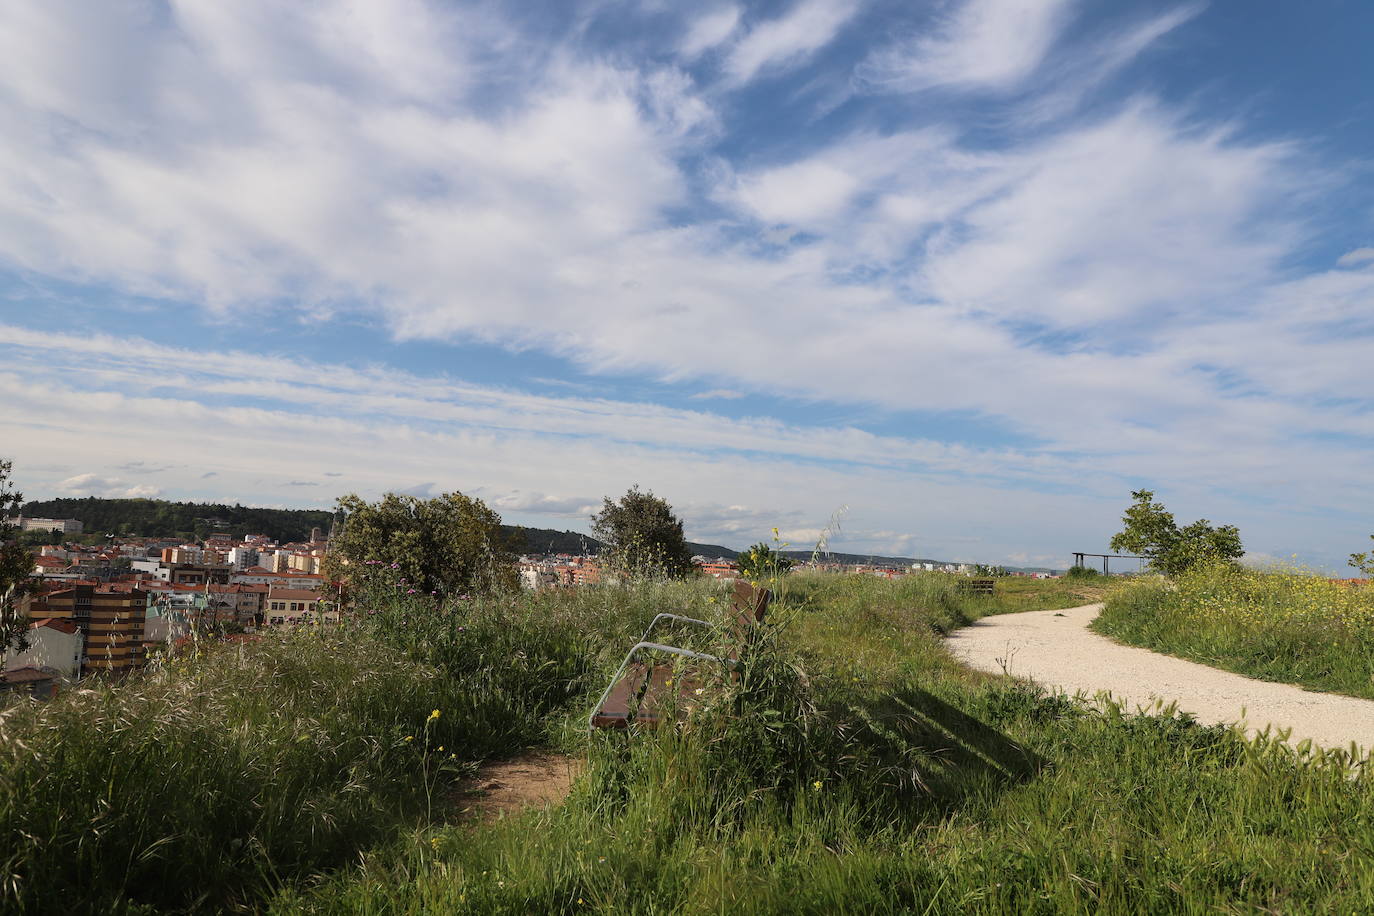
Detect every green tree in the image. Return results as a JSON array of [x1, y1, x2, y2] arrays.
[[1109, 489, 1244, 576], [1350, 536, 1374, 577], [324, 491, 517, 597], [737, 541, 794, 582], [1, 460, 35, 652], [590, 486, 694, 579]]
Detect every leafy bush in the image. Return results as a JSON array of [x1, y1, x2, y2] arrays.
[[736, 541, 794, 583], [590, 487, 694, 580], [1110, 489, 1244, 576]]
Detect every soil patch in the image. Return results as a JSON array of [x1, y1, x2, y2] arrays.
[[451, 751, 581, 823]]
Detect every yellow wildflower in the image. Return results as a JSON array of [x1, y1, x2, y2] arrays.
[[428, 709, 441, 721]]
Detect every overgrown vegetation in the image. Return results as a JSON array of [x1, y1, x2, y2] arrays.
[[1094, 563, 1374, 700], [5, 572, 1374, 914], [736, 540, 794, 581]]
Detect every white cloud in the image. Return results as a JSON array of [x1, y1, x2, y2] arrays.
[[490, 491, 601, 517], [680, 6, 741, 60], [1337, 247, 1374, 268], [723, 0, 860, 85], [689, 389, 746, 400], [0, 1, 1369, 568], [54, 473, 161, 499], [857, 0, 1076, 93]]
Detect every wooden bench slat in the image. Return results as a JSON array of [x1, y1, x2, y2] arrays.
[[590, 662, 649, 729], [590, 581, 772, 731]]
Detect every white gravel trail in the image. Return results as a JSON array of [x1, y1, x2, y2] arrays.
[[946, 603, 1374, 754]]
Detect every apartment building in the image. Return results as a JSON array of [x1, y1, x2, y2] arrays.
[[263, 587, 335, 625], [24, 585, 150, 677]]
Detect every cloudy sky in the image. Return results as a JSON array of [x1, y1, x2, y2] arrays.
[[1, 0, 1372, 569]]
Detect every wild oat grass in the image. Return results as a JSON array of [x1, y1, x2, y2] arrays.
[[1094, 563, 1374, 698]]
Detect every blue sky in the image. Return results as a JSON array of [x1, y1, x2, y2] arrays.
[[1, 0, 1372, 569]]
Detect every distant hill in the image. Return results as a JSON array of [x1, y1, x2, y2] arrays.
[[19, 496, 740, 558], [21, 497, 334, 544], [495, 526, 737, 559], [22, 497, 1056, 571], [780, 549, 1060, 575]]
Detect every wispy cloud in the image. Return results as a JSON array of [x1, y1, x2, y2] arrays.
[[680, 6, 741, 60], [856, 0, 1076, 94], [723, 0, 860, 85], [1337, 247, 1374, 268], [0, 0, 1370, 568]]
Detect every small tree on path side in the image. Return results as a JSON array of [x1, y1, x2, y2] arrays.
[[1109, 489, 1243, 577]]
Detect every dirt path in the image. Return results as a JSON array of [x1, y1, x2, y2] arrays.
[[452, 752, 580, 822], [946, 603, 1374, 754]]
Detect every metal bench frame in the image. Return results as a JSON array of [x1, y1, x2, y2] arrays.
[[586, 613, 736, 732]]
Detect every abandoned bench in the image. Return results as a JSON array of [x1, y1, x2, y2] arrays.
[[957, 578, 996, 596], [588, 579, 771, 730]]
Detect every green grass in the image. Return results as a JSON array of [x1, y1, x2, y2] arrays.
[[6, 572, 1374, 914], [1093, 564, 1374, 699]]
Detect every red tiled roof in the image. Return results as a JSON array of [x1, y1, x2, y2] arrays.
[[2, 667, 56, 685], [266, 588, 320, 600], [30, 618, 79, 634]]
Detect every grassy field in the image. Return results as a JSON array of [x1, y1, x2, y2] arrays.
[[1093, 563, 1374, 700], [4, 572, 1374, 913]]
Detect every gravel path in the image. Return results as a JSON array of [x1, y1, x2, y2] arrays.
[[946, 603, 1374, 753]]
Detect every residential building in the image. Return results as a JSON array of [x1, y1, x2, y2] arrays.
[[229, 567, 324, 590], [7, 517, 84, 534], [263, 587, 335, 625], [4, 618, 83, 680], [696, 559, 739, 579], [32, 555, 70, 577], [0, 667, 60, 700], [24, 585, 150, 677], [286, 552, 322, 575]]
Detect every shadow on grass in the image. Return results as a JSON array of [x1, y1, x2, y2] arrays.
[[836, 684, 1048, 820]]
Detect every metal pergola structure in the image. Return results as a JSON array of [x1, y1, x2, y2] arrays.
[[1071, 552, 1148, 575]]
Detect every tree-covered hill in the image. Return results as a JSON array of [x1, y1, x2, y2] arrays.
[[20, 497, 335, 544], [19, 496, 740, 557]]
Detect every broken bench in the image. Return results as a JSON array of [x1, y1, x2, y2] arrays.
[[588, 579, 771, 730]]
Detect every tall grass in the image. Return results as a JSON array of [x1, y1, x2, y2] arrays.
[[1094, 563, 1374, 699], [272, 573, 1374, 914], [0, 577, 728, 913], [9, 571, 1374, 914]]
